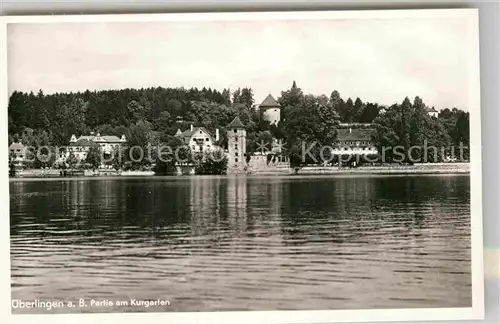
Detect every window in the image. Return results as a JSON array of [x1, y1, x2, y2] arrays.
[[235, 144, 238, 149], [200, 131, 202, 134], [235, 158, 238, 163], [205, 138, 209, 141], [235, 152, 238, 157], [234, 129, 237, 133]]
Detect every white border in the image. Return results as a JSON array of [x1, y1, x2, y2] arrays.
[[0, 9, 484, 324]]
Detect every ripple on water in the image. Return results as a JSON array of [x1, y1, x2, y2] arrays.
[[9, 175, 472, 313]]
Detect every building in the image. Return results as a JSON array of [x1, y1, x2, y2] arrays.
[[67, 133, 127, 162], [67, 138, 96, 161], [69, 133, 126, 155], [426, 107, 439, 118], [331, 124, 378, 156], [8, 142, 27, 169], [227, 117, 247, 173], [259, 94, 281, 125], [176, 125, 220, 152]]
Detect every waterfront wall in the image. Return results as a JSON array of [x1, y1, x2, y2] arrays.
[[247, 154, 291, 175], [13, 162, 469, 178], [120, 171, 155, 176], [16, 169, 61, 178], [295, 163, 470, 175]]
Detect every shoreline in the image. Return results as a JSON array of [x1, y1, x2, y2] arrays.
[[10, 163, 469, 179], [293, 163, 469, 175]]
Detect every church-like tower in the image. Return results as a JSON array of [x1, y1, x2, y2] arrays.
[[227, 117, 247, 173], [259, 94, 281, 125]]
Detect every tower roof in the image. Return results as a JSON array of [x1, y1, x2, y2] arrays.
[[259, 94, 280, 108], [227, 116, 245, 129]]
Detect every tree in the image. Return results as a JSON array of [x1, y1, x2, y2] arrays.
[[343, 98, 354, 123], [359, 103, 380, 123], [373, 96, 452, 163], [352, 97, 364, 122], [156, 111, 172, 133], [221, 88, 231, 106], [125, 120, 155, 169], [278, 81, 304, 121], [127, 100, 145, 122], [165, 99, 183, 117], [238, 87, 255, 109], [329, 90, 342, 111], [232, 88, 241, 104], [282, 94, 340, 161], [66, 153, 79, 169], [194, 149, 228, 175], [154, 135, 184, 175], [85, 144, 102, 170], [247, 130, 274, 154], [9, 152, 17, 177]]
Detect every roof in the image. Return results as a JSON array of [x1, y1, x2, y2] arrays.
[[100, 135, 121, 142], [425, 107, 438, 112], [336, 128, 376, 142], [75, 135, 124, 143], [9, 142, 25, 151], [259, 94, 280, 108], [69, 139, 96, 147], [227, 117, 245, 129], [177, 127, 214, 140]]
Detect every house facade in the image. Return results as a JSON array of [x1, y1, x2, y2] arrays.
[[69, 133, 126, 155], [67, 139, 95, 161], [176, 125, 219, 152], [67, 133, 127, 161], [331, 124, 378, 156], [426, 107, 439, 118], [8, 142, 27, 169]]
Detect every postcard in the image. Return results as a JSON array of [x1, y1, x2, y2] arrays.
[[0, 8, 483, 324]]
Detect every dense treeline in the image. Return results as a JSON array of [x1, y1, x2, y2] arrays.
[[8, 81, 470, 168]]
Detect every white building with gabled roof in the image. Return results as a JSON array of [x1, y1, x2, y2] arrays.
[[69, 133, 127, 155], [425, 107, 439, 118], [175, 125, 220, 153]]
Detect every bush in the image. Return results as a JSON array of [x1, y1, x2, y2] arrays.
[[194, 149, 228, 175]]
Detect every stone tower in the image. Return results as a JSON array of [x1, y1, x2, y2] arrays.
[[259, 94, 281, 125], [227, 116, 247, 173]]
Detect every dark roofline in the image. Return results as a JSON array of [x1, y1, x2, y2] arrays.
[[227, 117, 245, 129], [259, 94, 280, 108]]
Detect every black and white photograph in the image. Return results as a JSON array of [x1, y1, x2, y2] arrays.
[[1, 9, 483, 323]]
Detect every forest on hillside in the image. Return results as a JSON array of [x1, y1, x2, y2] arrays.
[[8, 81, 470, 169]]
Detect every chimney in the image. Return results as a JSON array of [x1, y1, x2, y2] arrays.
[[215, 129, 219, 142], [190, 124, 194, 131]]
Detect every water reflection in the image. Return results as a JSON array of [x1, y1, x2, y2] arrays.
[[10, 175, 471, 313]]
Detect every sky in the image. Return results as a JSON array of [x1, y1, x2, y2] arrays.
[[7, 15, 475, 110]]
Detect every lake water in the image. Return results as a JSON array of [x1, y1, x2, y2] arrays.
[[9, 175, 471, 313]]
